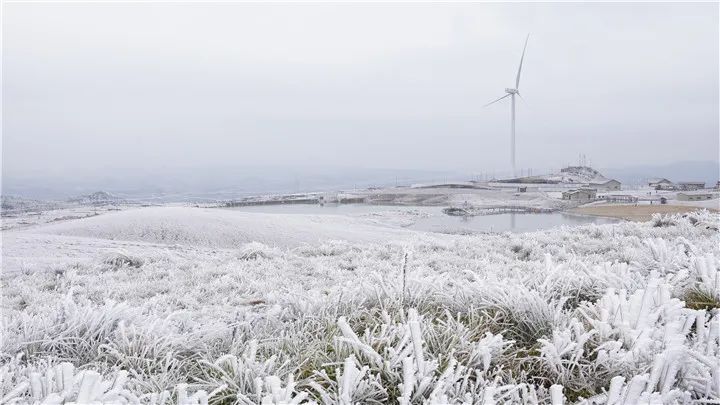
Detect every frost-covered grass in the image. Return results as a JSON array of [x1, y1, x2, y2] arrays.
[[1, 211, 719, 404]]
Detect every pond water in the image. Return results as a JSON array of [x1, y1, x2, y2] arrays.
[[227, 204, 620, 234]]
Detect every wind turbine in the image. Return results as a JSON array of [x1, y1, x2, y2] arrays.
[[485, 34, 529, 177]]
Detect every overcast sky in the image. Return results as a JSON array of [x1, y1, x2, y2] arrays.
[[3, 2, 719, 178]]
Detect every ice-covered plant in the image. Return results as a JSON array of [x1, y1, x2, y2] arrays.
[[195, 340, 286, 404], [0, 362, 219, 404], [688, 254, 720, 301], [237, 242, 279, 261], [309, 356, 386, 404]]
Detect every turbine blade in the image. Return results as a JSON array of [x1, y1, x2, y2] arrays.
[[515, 34, 530, 89], [517, 92, 528, 105], [483, 93, 511, 107]]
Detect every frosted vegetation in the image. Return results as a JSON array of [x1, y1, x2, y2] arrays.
[[2, 211, 719, 404]]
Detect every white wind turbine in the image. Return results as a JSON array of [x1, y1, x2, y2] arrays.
[[485, 34, 530, 177]]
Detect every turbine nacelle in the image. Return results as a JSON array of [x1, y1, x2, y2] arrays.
[[505, 88, 519, 95]]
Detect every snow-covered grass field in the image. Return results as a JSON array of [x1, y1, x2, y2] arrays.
[[1, 207, 719, 404]]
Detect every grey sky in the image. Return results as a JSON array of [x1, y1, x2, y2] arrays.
[[3, 2, 718, 178]]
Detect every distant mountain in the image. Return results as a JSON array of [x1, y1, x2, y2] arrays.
[[2, 166, 459, 202], [67, 191, 125, 205], [600, 161, 719, 186], [4, 162, 717, 201]]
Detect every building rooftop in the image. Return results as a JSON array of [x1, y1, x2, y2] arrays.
[[563, 188, 597, 194], [677, 191, 713, 195]]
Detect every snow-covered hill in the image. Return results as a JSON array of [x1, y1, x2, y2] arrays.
[[499, 166, 610, 184], [556, 166, 609, 183], [8, 206, 421, 253], [66, 191, 125, 205]]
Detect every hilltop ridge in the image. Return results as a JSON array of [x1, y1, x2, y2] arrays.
[[498, 166, 610, 184]]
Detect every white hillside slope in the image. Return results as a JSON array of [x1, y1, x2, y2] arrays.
[[2, 206, 425, 274], [27, 206, 421, 248]]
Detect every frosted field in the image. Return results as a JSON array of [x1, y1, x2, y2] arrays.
[[1, 207, 719, 404]]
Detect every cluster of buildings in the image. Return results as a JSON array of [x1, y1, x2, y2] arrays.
[[648, 178, 706, 191], [561, 178, 622, 202], [648, 178, 716, 202], [561, 178, 718, 203], [500, 166, 718, 204]]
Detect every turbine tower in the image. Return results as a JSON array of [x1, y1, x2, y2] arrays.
[[485, 34, 530, 177]]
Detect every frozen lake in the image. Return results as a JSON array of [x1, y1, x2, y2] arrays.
[[226, 204, 620, 233]]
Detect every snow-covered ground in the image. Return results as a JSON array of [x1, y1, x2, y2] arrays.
[[1, 202, 719, 403], [1, 194, 147, 231], [1, 206, 430, 275], [670, 198, 720, 210]]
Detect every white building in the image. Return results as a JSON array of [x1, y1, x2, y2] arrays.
[[589, 179, 621, 191], [318, 192, 340, 204], [649, 178, 674, 190], [677, 192, 713, 201], [677, 182, 705, 191], [562, 188, 597, 201]]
